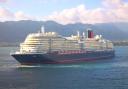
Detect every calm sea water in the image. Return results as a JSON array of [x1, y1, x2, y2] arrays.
[[0, 46, 128, 89]]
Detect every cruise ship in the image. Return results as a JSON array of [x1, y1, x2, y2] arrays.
[[11, 27, 115, 65]]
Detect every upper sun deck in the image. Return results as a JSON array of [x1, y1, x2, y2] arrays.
[[28, 31, 58, 37], [27, 26, 60, 38]]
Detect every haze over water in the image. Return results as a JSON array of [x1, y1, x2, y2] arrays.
[[0, 46, 128, 89]]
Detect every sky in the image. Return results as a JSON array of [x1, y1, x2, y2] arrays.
[[0, 0, 128, 24]]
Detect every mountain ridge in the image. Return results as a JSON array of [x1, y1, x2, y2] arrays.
[[0, 20, 128, 42]]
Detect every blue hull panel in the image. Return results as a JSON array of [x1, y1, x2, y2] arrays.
[[11, 50, 115, 65]]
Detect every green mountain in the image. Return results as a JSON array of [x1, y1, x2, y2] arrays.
[[0, 20, 128, 42]]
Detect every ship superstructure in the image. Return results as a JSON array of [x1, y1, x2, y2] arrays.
[[11, 27, 114, 65]]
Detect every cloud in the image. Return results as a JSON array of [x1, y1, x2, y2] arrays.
[[0, 0, 8, 3], [15, 11, 36, 21], [0, 8, 14, 21], [0, 0, 127, 24], [43, 5, 87, 24], [102, 0, 123, 8], [103, 0, 128, 22], [43, 0, 128, 24], [0, 8, 36, 21]]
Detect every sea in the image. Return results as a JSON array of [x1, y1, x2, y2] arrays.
[[0, 46, 128, 89]]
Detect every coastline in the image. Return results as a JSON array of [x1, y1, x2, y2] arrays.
[[0, 42, 19, 47], [112, 41, 128, 46]]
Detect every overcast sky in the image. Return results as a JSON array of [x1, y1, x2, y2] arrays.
[[0, 0, 128, 24]]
